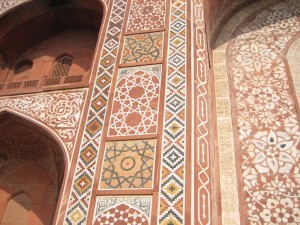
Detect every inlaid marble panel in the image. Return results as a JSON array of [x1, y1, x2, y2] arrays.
[[121, 32, 164, 65], [100, 139, 156, 189], [108, 65, 161, 136], [127, 0, 165, 33]]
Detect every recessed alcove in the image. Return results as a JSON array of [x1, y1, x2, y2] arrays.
[[0, 0, 103, 94], [0, 112, 66, 225]]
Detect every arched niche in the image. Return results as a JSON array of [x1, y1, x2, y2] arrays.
[[0, 0, 104, 93], [0, 112, 66, 225]]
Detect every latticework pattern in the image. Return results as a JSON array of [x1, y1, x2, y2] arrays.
[[51, 56, 73, 77]]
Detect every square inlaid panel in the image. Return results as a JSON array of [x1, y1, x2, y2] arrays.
[[108, 65, 162, 136], [127, 0, 165, 33], [121, 32, 164, 65], [100, 139, 156, 189]]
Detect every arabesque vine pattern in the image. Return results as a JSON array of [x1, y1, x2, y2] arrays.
[[227, 1, 300, 224]]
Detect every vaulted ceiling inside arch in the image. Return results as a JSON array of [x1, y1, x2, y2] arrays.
[[0, 0, 103, 63], [0, 113, 65, 193], [204, 0, 255, 43]]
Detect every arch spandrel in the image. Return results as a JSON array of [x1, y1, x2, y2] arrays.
[[213, 0, 300, 224], [0, 89, 88, 161]]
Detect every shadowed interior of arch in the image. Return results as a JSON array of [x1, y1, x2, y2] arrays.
[[0, 112, 65, 225], [0, 0, 103, 86], [212, 0, 298, 49]]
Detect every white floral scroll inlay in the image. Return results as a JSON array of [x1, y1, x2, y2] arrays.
[[0, 90, 87, 158]]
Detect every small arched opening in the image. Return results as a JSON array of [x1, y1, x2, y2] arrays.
[[51, 55, 73, 78], [0, 112, 66, 225]]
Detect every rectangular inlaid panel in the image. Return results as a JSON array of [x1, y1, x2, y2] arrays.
[[94, 196, 152, 224], [108, 65, 162, 136], [121, 32, 164, 65], [100, 139, 156, 189], [127, 0, 165, 33]]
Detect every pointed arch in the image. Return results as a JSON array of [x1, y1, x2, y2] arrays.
[[0, 111, 68, 225], [0, 108, 69, 166], [0, 111, 67, 187]]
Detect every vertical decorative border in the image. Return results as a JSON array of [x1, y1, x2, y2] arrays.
[[212, 1, 277, 225], [193, 0, 212, 225], [63, 0, 128, 224], [158, 0, 187, 224]]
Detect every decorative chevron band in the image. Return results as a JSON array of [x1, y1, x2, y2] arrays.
[[63, 0, 128, 224], [158, 0, 187, 224]]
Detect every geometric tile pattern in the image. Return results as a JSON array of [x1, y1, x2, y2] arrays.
[[193, 0, 211, 225], [225, 1, 300, 224], [63, 0, 128, 224], [94, 204, 149, 225], [108, 65, 162, 136], [100, 139, 156, 189], [0, 89, 87, 158], [94, 196, 152, 224], [121, 32, 164, 65], [126, 0, 165, 33], [159, 0, 187, 224], [0, 0, 29, 15]]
